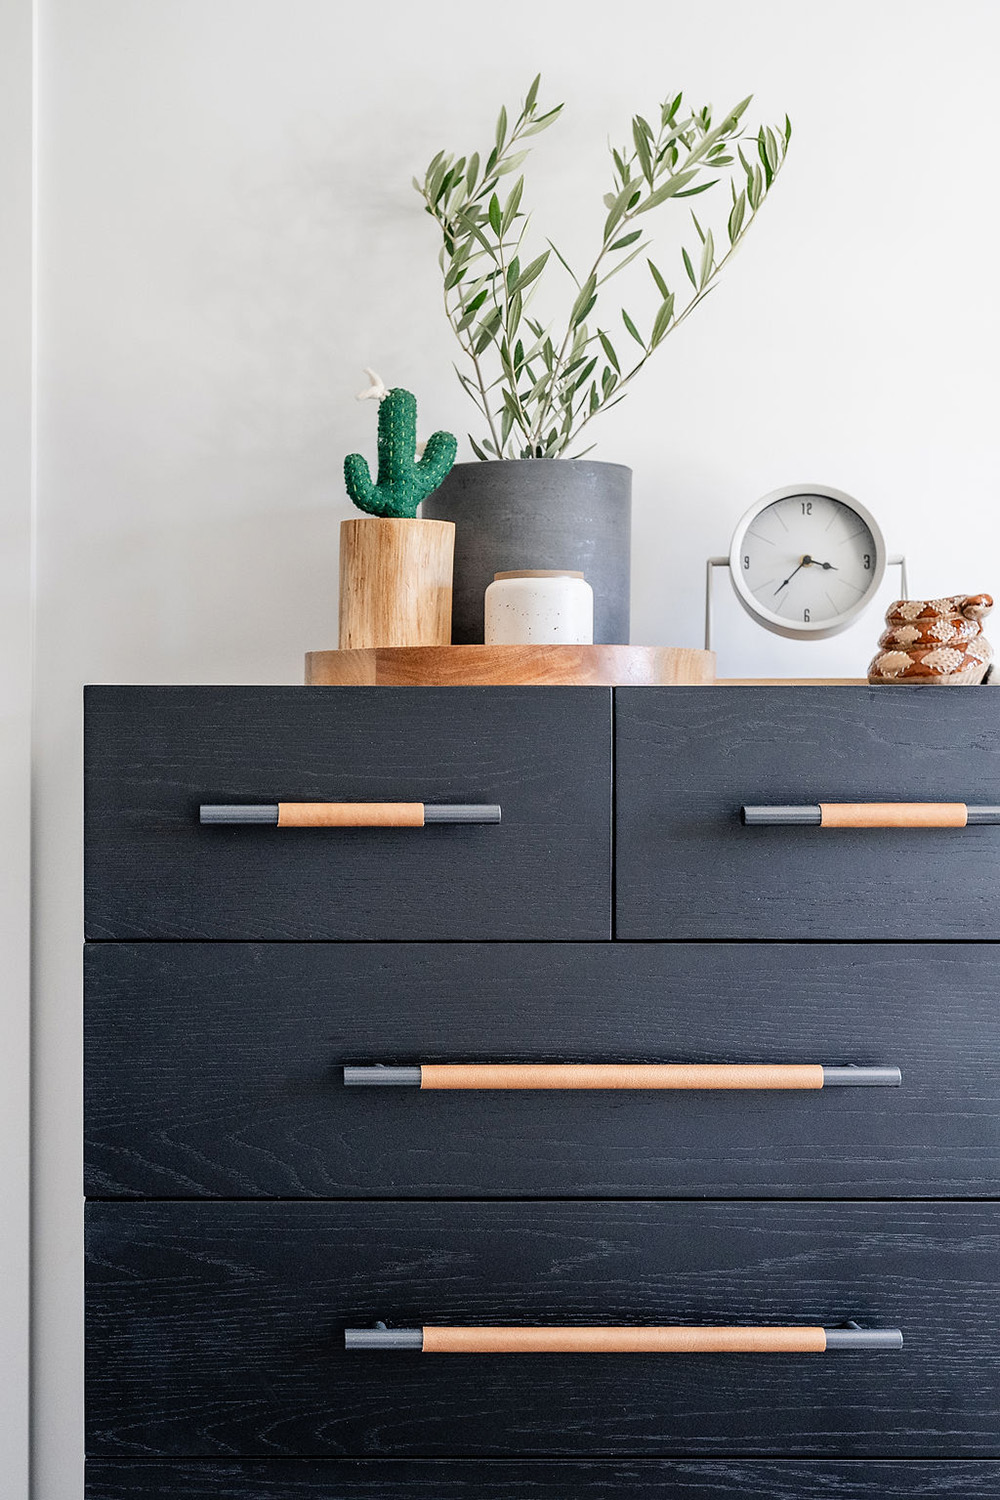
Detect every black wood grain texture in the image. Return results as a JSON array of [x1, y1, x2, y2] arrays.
[[85, 1201, 1000, 1458], [84, 1459, 1000, 1498], [83, 687, 611, 941], [85, 942, 1000, 1199], [615, 687, 1000, 939]]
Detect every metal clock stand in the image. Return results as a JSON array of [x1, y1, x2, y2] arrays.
[[704, 553, 910, 652]]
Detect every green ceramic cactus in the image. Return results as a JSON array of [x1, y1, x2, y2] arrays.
[[344, 387, 457, 519]]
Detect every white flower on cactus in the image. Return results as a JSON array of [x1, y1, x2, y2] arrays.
[[356, 368, 388, 403]]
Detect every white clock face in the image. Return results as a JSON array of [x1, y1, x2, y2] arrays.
[[730, 488, 885, 638]]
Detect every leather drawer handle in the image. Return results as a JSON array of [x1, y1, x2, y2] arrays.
[[742, 802, 1000, 828], [343, 1063, 901, 1089], [346, 1322, 903, 1353], [200, 802, 501, 827]]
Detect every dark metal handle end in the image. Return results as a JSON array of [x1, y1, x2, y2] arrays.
[[346, 1325, 423, 1350], [200, 804, 278, 825]]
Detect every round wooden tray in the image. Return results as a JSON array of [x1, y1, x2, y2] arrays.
[[305, 644, 715, 687]]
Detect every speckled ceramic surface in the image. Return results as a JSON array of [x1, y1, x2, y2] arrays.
[[484, 570, 594, 646], [868, 593, 994, 684]]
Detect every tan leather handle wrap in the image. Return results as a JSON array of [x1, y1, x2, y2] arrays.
[[819, 801, 967, 829], [419, 1064, 824, 1090], [421, 1326, 828, 1354], [277, 802, 425, 827]]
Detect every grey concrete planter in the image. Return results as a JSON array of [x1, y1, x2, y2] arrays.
[[422, 459, 632, 644]]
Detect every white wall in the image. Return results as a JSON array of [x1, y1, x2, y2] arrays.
[[0, 1, 33, 1495], [31, 2, 1000, 1495]]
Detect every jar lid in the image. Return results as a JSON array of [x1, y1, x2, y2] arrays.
[[493, 569, 586, 581]]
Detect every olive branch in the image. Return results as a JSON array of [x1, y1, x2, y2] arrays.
[[415, 76, 791, 460]]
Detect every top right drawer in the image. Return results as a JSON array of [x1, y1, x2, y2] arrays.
[[615, 686, 1000, 940]]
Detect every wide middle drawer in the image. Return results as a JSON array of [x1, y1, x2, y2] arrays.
[[85, 942, 1000, 1198]]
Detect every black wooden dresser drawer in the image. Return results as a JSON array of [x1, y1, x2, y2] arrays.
[[84, 1458, 1000, 1498], [86, 942, 1000, 1200], [615, 686, 1000, 939], [83, 686, 611, 941], [86, 1200, 999, 1458]]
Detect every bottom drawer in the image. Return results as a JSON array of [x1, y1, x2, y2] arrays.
[[86, 1201, 1000, 1458], [85, 1461, 1000, 1497]]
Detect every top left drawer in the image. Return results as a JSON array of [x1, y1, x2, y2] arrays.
[[84, 686, 612, 941]]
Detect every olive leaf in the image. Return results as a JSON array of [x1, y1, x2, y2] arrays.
[[622, 308, 644, 345]]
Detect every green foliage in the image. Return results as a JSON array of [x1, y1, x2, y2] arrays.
[[344, 388, 457, 518], [415, 77, 791, 459]]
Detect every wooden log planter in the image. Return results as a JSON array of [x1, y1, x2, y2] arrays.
[[338, 517, 455, 650]]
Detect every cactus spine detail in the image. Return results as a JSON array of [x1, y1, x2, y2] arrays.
[[344, 387, 457, 519]]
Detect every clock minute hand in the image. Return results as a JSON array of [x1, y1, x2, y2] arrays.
[[774, 555, 812, 595]]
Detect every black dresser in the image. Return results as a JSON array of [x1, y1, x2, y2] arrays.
[[84, 686, 1000, 1497]]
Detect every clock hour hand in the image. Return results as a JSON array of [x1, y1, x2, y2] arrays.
[[811, 559, 838, 571]]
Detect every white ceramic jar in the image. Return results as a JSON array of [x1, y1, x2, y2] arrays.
[[484, 570, 594, 646]]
